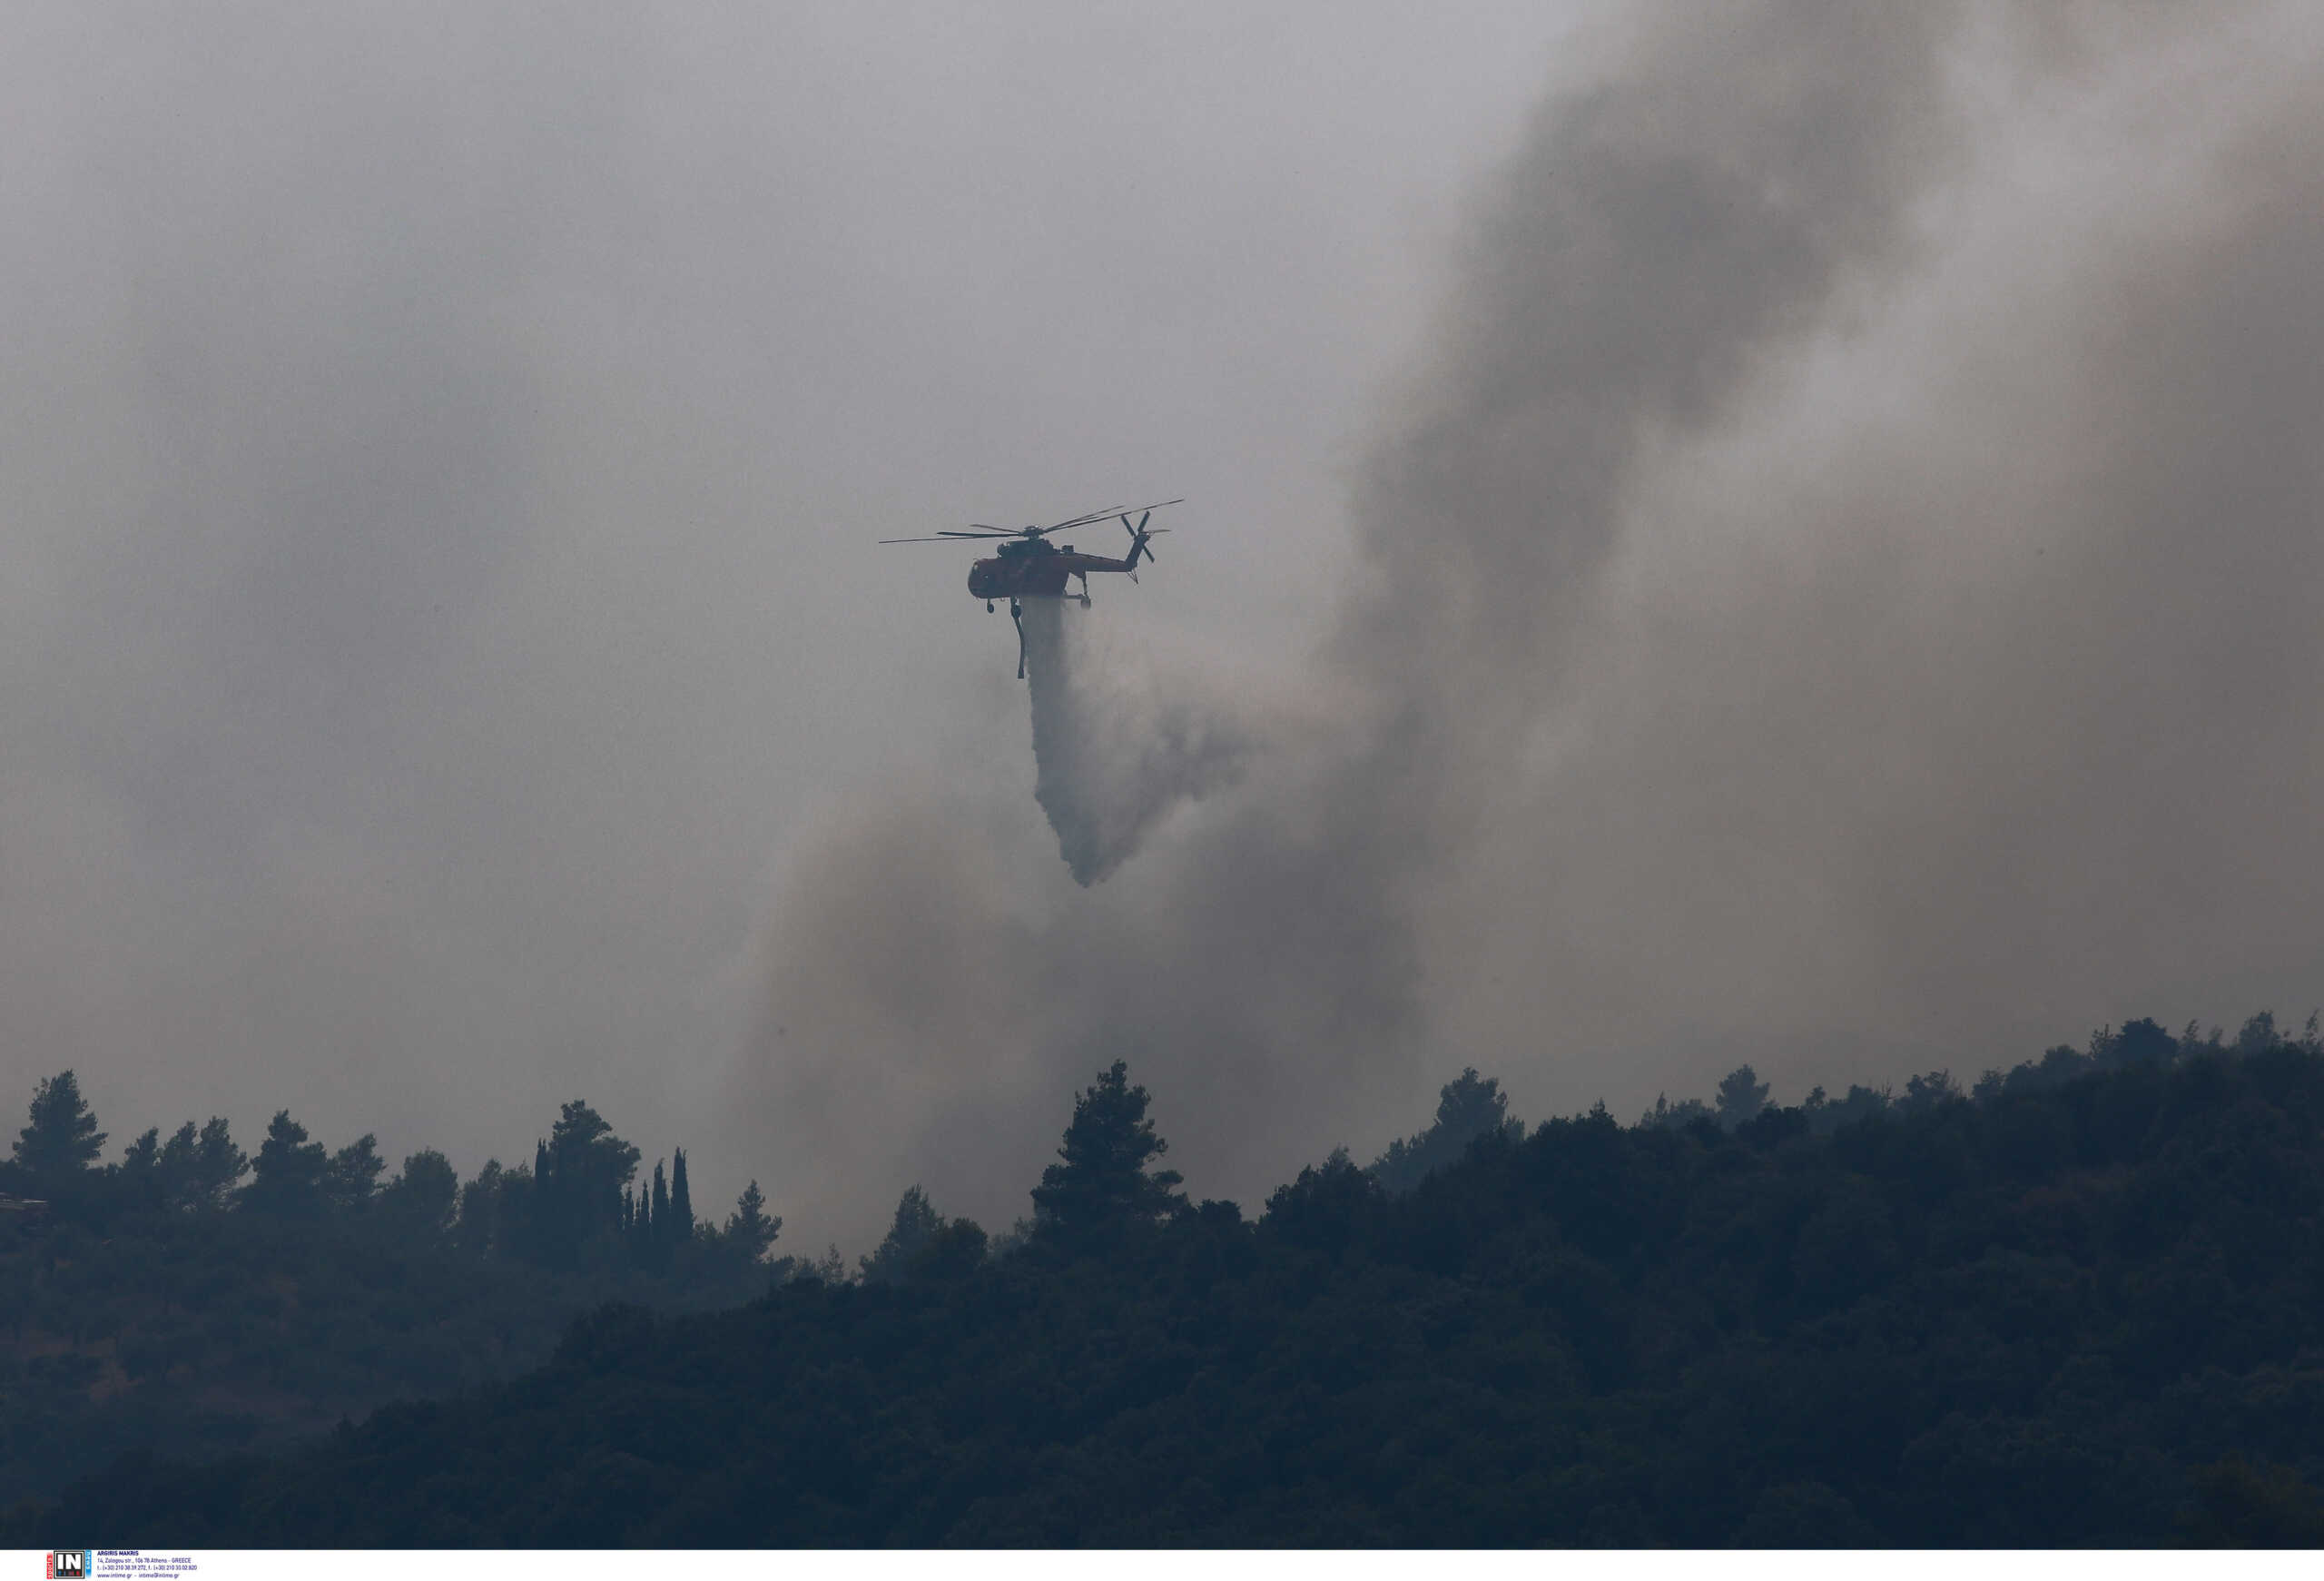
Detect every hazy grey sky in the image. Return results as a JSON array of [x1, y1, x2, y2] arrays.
[[7, 2, 2321, 1253], [2, 1, 1570, 1228]]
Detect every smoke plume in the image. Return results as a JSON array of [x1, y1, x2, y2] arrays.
[[1020, 598, 1256, 885], [736, 0, 2324, 1250]]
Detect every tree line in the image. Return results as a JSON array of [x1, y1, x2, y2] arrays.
[[0, 1082, 790, 1506], [11, 1008, 2321, 1545], [7, 1080, 781, 1279]]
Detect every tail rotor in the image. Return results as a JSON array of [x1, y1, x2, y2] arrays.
[[1121, 510, 1169, 573]]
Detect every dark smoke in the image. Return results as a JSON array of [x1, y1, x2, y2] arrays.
[[737, 0, 2324, 1252]]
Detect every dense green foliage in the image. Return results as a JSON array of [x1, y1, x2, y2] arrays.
[[13, 1013, 2324, 1545], [0, 1088, 783, 1506]]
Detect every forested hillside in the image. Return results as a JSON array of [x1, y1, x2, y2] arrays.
[[0, 1085, 785, 1504], [12, 1014, 2324, 1546]]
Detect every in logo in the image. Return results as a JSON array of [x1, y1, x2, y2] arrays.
[[46, 1556, 91, 1581]]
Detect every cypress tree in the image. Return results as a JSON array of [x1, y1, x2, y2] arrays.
[[670, 1147, 694, 1240], [650, 1161, 670, 1266]]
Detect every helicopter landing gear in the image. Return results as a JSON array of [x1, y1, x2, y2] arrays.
[[1009, 599, 1026, 679], [986, 600, 994, 612]]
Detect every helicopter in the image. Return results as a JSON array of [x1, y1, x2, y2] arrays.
[[881, 498, 1182, 677]]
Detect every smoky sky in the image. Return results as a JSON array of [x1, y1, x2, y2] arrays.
[[9, 2, 2323, 1253], [1, 0, 1562, 1225], [1023, 594, 1257, 886]]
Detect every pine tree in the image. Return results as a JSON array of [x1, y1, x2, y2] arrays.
[[381, 1150, 459, 1236], [1640, 1092, 1715, 1131], [455, 1160, 506, 1257], [724, 1180, 781, 1263], [325, 1134, 386, 1211], [156, 1121, 202, 1203], [118, 1125, 163, 1210], [1030, 1061, 1186, 1247], [13, 1071, 107, 1185], [528, 1102, 641, 1269], [1715, 1065, 1771, 1129], [121, 1127, 162, 1175], [860, 1186, 944, 1283], [190, 1117, 249, 1209], [244, 1111, 329, 1214], [1368, 1068, 1523, 1194]]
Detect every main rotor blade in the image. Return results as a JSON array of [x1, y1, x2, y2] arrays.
[[1090, 496, 1184, 527], [1019, 519, 1097, 538], [888, 500, 1183, 545], [1039, 496, 1181, 534]]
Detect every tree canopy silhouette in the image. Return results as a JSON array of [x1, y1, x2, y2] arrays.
[[1030, 1060, 1186, 1245], [243, 1110, 329, 1215], [1714, 1063, 1770, 1126], [1368, 1066, 1523, 1193], [12, 1070, 105, 1186], [11, 1012, 2324, 1546], [724, 1179, 781, 1264], [0, 1076, 782, 1505]]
